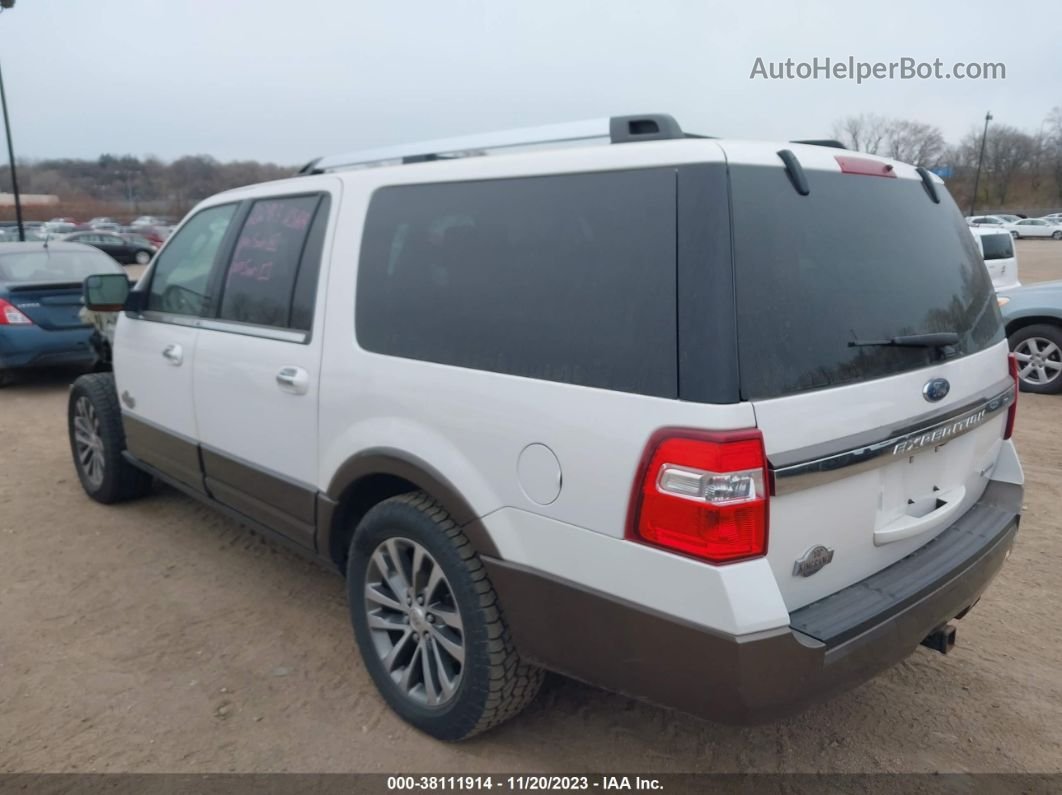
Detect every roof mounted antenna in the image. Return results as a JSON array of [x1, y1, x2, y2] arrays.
[[298, 113, 687, 174]]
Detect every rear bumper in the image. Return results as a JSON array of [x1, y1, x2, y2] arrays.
[[0, 326, 96, 370], [485, 479, 1021, 724]]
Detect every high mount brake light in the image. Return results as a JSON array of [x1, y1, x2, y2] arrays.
[[627, 429, 769, 564], [835, 155, 897, 178]]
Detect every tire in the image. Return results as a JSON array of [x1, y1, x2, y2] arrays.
[[1009, 323, 1062, 394], [134, 249, 152, 265], [68, 372, 153, 503], [0, 369, 10, 388], [1010, 231, 1020, 239], [347, 491, 543, 741], [1052, 231, 1062, 241]]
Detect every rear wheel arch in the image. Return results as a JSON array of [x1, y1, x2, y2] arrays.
[[322, 452, 498, 573], [1004, 315, 1062, 339]]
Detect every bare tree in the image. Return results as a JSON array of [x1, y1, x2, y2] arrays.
[[1047, 106, 1062, 202], [983, 125, 1036, 205], [832, 113, 890, 154], [833, 114, 946, 167], [883, 120, 946, 167]]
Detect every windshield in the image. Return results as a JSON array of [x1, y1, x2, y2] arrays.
[[0, 249, 123, 284], [731, 166, 1003, 400]]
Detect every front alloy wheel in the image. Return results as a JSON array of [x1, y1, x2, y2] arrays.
[[364, 537, 465, 707], [72, 396, 106, 490], [67, 372, 153, 503]]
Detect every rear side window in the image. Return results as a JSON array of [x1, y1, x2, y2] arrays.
[[730, 166, 1003, 400], [980, 233, 1014, 261], [356, 170, 677, 397], [218, 194, 324, 330], [148, 204, 237, 316]]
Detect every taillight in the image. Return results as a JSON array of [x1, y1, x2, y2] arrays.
[[1004, 352, 1019, 440], [0, 298, 33, 326], [627, 429, 769, 564]]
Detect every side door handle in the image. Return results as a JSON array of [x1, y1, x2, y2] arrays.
[[162, 343, 183, 365], [276, 366, 310, 395]]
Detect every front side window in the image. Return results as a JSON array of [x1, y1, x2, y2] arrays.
[[218, 195, 322, 330], [147, 204, 237, 315]]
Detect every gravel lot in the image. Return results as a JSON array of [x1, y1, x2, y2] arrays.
[[2, 242, 1061, 774]]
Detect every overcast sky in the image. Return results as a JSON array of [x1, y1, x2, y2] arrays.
[[1, 0, 1059, 165]]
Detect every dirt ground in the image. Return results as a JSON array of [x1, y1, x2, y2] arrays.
[[2, 242, 1062, 774]]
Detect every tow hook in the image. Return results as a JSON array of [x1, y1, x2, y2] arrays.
[[921, 624, 957, 655]]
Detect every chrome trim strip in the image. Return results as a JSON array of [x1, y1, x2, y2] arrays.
[[196, 318, 307, 343], [771, 385, 1015, 496], [134, 311, 308, 343]]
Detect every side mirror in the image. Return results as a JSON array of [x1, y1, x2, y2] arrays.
[[83, 273, 131, 311]]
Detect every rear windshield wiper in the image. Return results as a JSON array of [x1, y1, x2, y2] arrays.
[[848, 332, 959, 349]]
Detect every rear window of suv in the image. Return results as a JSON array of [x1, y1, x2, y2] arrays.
[[730, 166, 1003, 400], [356, 169, 678, 398], [980, 233, 1014, 261]]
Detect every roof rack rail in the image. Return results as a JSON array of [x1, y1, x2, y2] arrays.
[[790, 139, 847, 150], [299, 113, 686, 174]]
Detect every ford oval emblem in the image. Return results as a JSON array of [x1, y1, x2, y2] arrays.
[[923, 378, 950, 402]]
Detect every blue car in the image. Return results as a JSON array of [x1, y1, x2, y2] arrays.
[[0, 241, 125, 386], [998, 280, 1062, 394]]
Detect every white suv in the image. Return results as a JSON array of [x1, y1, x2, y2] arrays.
[[69, 114, 1024, 741], [970, 226, 1021, 291]]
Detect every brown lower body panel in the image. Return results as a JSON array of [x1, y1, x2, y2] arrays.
[[483, 483, 1020, 725], [123, 415, 204, 494]]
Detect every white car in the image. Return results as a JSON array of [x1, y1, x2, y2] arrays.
[[971, 227, 1020, 291], [1009, 218, 1062, 239], [130, 215, 170, 228], [967, 214, 1012, 229], [68, 114, 1023, 740], [1039, 213, 1062, 225]]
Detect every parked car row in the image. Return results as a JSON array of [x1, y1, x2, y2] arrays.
[[967, 214, 1062, 239]]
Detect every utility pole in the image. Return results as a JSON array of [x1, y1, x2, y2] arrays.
[[969, 111, 993, 217], [0, 1, 24, 241]]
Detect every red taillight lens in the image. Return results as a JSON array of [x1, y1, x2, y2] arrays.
[[1005, 353, 1019, 440], [0, 298, 33, 326], [627, 429, 769, 564]]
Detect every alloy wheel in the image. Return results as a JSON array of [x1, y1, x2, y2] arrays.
[[1014, 337, 1062, 387], [363, 537, 465, 707], [73, 396, 106, 489]]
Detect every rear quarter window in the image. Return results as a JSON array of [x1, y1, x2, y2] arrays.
[[355, 169, 678, 398]]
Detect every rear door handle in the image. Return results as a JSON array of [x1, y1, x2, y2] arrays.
[[162, 343, 183, 365], [276, 366, 310, 395]]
